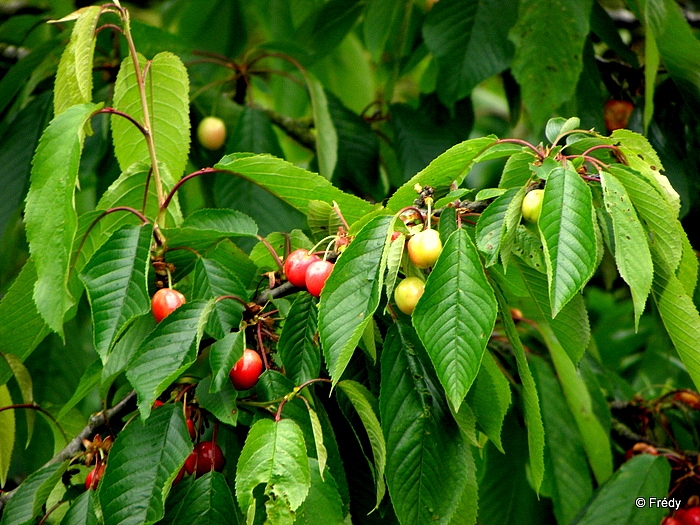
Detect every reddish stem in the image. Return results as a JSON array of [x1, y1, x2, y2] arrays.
[[495, 138, 543, 158], [256, 323, 270, 371], [96, 107, 147, 136], [161, 168, 230, 212], [274, 378, 333, 422]]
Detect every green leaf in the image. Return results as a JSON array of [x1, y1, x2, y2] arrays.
[[0, 385, 14, 487], [60, 490, 99, 525], [306, 200, 344, 240], [599, 170, 653, 329], [56, 358, 102, 421], [306, 408, 328, 481], [0, 461, 67, 525], [530, 356, 592, 525], [336, 380, 386, 510], [572, 455, 670, 525], [25, 102, 99, 336], [318, 215, 393, 382], [209, 331, 245, 393], [380, 322, 473, 524], [363, 0, 410, 61], [476, 187, 520, 267], [493, 285, 545, 494], [509, 0, 594, 129], [652, 263, 700, 393], [542, 323, 612, 484], [196, 377, 238, 427], [2, 353, 34, 445], [676, 232, 699, 298], [413, 228, 498, 411], [111, 52, 190, 179], [162, 471, 240, 525], [278, 293, 320, 385], [100, 404, 192, 525], [293, 459, 345, 525], [499, 151, 536, 188], [80, 224, 152, 360], [54, 6, 101, 115], [466, 352, 511, 452], [176, 208, 258, 239], [236, 418, 311, 525], [423, 0, 516, 106], [126, 300, 214, 419], [545, 116, 580, 144], [214, 153, 376, 227], [387, 136, 497, 211], [229, 105, 284, 157], [538, 166, 597, 317], [306, 74, 337, 180]]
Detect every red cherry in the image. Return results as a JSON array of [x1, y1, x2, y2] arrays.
[[191, 441, 225, 477], [85, 463, 105, 490], [151, 288, 186, 322], [173, 465, 186, 485], [184, 450, 197, 475], [305, 260, 334, 297], [284, 249, 321, 288], [683, 507, 700, 525], [604, 99, 634, 132], [229, 349, 263, 390], [152, 400, 164, 408], [186, 419, 196, 440]]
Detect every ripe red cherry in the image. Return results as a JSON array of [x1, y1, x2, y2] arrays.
[[85, 463, 105, 490], [186, 419, 196, 440], [284, 249, 321, 288], [190, 441, 225, 477], [173, 465, 186, 485], [407, 229, 442, 269], [184, 450, 197, 475], [604, 99, 634, 132], [305, 260, 334, 297], [662, 518, 682, 525], [151, 288, 186, 322], [682, 507, 700, 525], [229, 349, 263, 390]]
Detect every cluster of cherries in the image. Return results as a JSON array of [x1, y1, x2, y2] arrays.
[[171, 403, 225, 484], [283, 249, 334, 297], [393, 228, 442, 315]]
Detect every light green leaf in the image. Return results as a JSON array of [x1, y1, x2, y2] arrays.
[[54, 6, 101, 115], [538, 166, 597, 316], [383, 231, 405, 305], [381, 322, 473, 524], [413, 228, 498, 411], [214, 153, 376, 227], [111, 52, 190, 179], [2, 353, 34, 446], [676, 232, 699, 298], [476, 187, 520, 267], [80, 224, 152, 360], [306, 74, 337, 180], [572, 455, 670, 525], [600, 170, 653, 329], [236, 418, 311, 525], [0, 461, 67, 525], [466, 352, 511, 452], [126, 300, 215, 419], [545, 116, 580, 144], [499, 151, 535, 188], [336, 380, 386, 510], [278, 293, 320, 385], [196, 377, 238, 427], [0, 384, 14, 487], [307, 408, 328, 481], [306, 200, 343, 240], [209, 331, 245, 393], [318, 215, 394, 383], [99, 404, 192, 525], [25, 102, 99, 336], [509, 0, 594, 129]]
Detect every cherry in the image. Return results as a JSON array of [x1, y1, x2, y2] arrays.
[[151, 288, 186, 323], [186, 418, 196, 440], [152, 400, 164, 408], [521, 189, 544, 223], [229, 348, 263, 390], [682, 507, 700, 525], [284, 249, 321, 288], [305, 260, 334, 297], [184, 450, 197, 475], [190, 441, 225, 477], [197, 116, 227, 150], [85, 463, 105, 490], [173, 465, 186, 485], [394, 277, 425, 315], [407, 229, 442, 269], [662, 518, 682, 525], [604, 99, 634, 132]]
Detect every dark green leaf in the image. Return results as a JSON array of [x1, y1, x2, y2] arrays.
[[57, 358, 102, 421], [60, 490, 99, 525], [278, 293, 320, 384], [0, 461, 67, 525], [466, 352, 511, 452], [294, 459, 345, 525], [209, 331, 245, 393], [363, 0, 411, 61], [162, 471, 241, 525], [229, 105, 284, 157], [196, 377, 239, 427]]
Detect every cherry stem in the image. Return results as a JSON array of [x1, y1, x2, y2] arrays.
[[256, 235, 285, 274], [38, 500, 66, 525], [274, 378, 332, 422], [161, 168, 229, 212], [256, 323, 270, 371], [95, 107, 147, 138], [332, 201, 350, 231], [494, 138, 543, 158], [0, 403, 69, 443], [215, 294, 249, 309], [395, 206, 426, 229]]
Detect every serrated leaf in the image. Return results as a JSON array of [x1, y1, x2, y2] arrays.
[[57, 358, 101, 421], [652, 263, 700, 392], [60, 490, 100, 525], [530, 356, 592, 525], [278, 293, 320, 385], [126, 300, 214, 419], [380, 322, 473, 524], [476, 187, 520, 267], [336, 380, 386, 510], [0, 461, 67, 525], [512, 225, 547, 273], [545, 116, 580, 144], [412, 228, 497, 411], [676, 232, 699, 298], [499, 151, 535, 188], [387, 136, 497, 211], [178, 208, 258, 238], [25, 102, 99, 336], [572, 455, 670, 525], [509, 0, 594, 129], [196, 377, 238, 427], [307, 408, 327, 481], [162, 471, 240, 525], [466, 352, 511, 452], [111, 52, 190, 179], [236, 418, 311, 525], [214, 154, 375, 227], [306, 200, 343, 240], [294, 459, 345, 525], [54, 6, 101, 115], [600, 170, 653, 329], [209, 331, 245, 393], [318, 215, 394, 382], [99, 404, 192, 525], [493, 284, 544, 494], [538, 166, 597, 317], [80, 224, 152, 360], [0, 384, 14, 487], [2, 353, 34, 446]]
